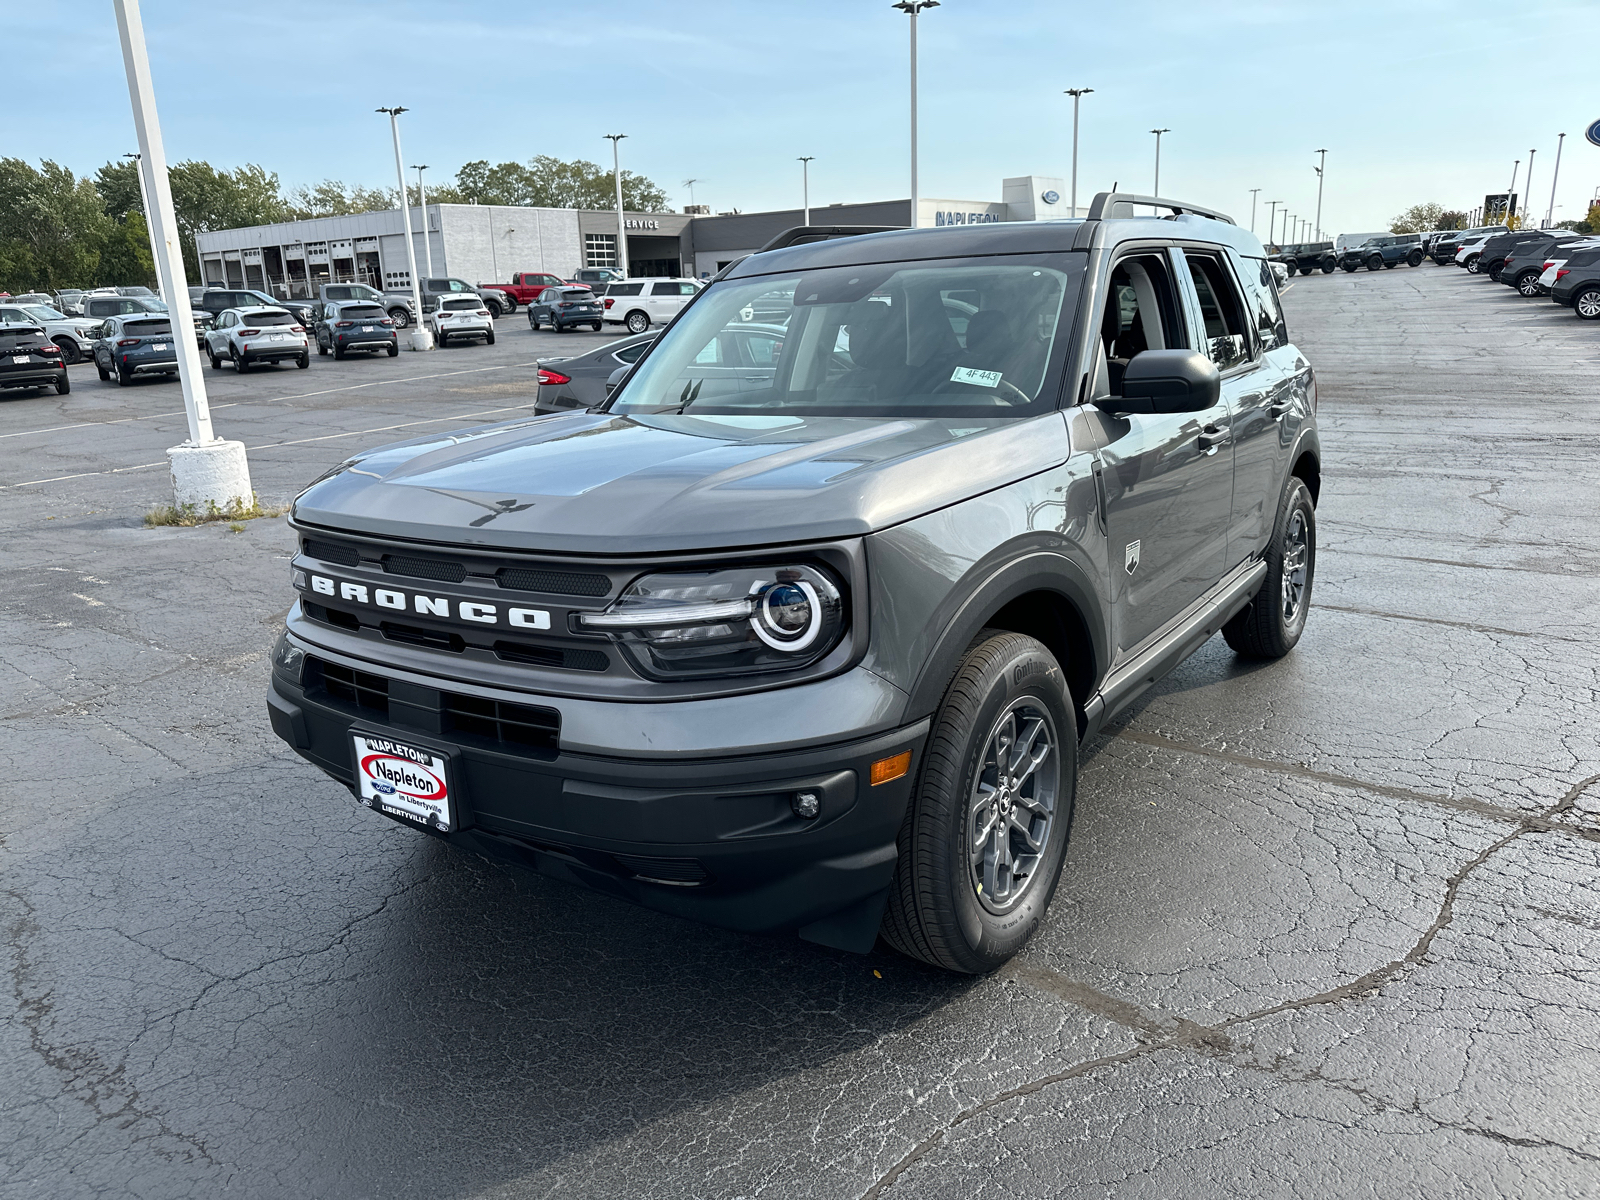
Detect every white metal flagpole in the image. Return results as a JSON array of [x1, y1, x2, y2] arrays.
[[113, 0, 253, 509]]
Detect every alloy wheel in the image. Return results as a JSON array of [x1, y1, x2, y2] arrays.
[[1281, 508, 1310, 624], [1519, 274, 1541, 297], [1576, 290, 1600, 320], [967, 701, 1059, 915]]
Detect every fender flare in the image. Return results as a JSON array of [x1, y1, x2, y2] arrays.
[[904, 551, 1108, 723]]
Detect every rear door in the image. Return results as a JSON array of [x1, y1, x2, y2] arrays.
[[1086, 246, 1234, 656]]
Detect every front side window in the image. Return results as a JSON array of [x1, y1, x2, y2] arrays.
[[1091, 252, 1186, 398], [609, 255, 1083, 418], [1183, 252, 1251, 371]]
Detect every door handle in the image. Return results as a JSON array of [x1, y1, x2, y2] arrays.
[[1197, 423, 1228, 455], [1268, 400, 1291, 419]]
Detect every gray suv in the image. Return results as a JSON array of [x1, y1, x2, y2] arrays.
[[268, 193, 1322, 974]]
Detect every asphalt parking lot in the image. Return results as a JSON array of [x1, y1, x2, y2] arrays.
[[3, 271, 1599, 1199]]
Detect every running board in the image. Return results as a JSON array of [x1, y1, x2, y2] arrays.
[[1081, 559, 1268, 739]]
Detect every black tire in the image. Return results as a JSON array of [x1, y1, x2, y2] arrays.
[[485, 298, 504, 318], [1407, 250, 1424, 267], [55, 372, 70, 395], [554, 320, 566, 334], [486, 329, 496, 345], [625, 310, 650, 334], [591, 322, 602, 331], [96, 358, 110, 381], [334, 344, 346, 361], [208, 347, 222, 369], [296, 351, 309, 369], [1516, 272, 1542, 297], [880, 630, 1076, 974], [1383, 260, 1396, 270], [316, 336, 328, 355], [1321, 260, 1336, 274], [1367, 256, 1383, 272], [53, 336, 81, 364], [388, 307, 410, 329], [1574, 287, 1600, 321], [528, 312, 539, 331], [1342, 262, 1358, 273], [387, 342, 399, 357], [1284, 262, 1298, 277], [116, 365, 132, 387], [1222, 477, 1316, 659], [234, 349, 248, 373]]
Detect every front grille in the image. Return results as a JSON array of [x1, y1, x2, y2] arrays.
[[493, 641, 608, 672], [497, 567, 611, 597], [302, 538, 360, 567], [303, 601, 360, 631], [381, 622, 465, 652], [442, 693, 560, 754], [311, 658, 389, 716], [612, 854, 710, 885], [383, 554, 466, 583]]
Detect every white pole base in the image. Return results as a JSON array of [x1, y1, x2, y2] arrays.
[[168, 439, 253, 510], [408, 327, 434, 351]]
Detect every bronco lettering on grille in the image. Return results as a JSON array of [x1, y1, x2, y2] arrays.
[[301, 573, 550, 630]]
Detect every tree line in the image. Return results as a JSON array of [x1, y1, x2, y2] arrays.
[[1389, 200, 1600, 234], [0, 156, 671, 295]]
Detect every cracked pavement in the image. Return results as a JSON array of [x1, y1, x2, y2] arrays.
[[3, 271, 1598, 1198]]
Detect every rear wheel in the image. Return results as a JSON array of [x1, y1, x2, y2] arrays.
[[1222, 478, 1316, 659], [591, 322, 602, 331], [1367, 256, 1384, 271], [1574, 287, 1600, 320], [1407, 250, 1424, 267], [486, 329, 496, 345], [1284, 262, 1298, 277], [1321, 259, 1336, 274], [1466, 256, 1481, 274], [1342, 262, 1358, 273], [334, 344, 346, 360], [296, 351, 309, 369], [625, 310, 650, 334], [234, 349, 248, 373], [880, 630, 1076, 974], [1383, 260, 1396, 269], [53, 336, 81, 364], [116, 365, 132, 387], [387, 341, 399, 357], [55, 372, 70, 395], [1517, 272, 1542, 297]]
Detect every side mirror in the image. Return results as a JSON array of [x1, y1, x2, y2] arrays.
[[605, 365, 629, 397], [1103, 349, 1220, 415]]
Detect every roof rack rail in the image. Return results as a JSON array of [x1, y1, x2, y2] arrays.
[[755, 225, 898, 254], [1083, 192, 1235, 225]]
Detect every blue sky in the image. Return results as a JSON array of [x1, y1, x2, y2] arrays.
[[11, 0, 1597, 235]]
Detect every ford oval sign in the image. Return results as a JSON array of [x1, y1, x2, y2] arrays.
[[1587, 119, 1600, 148], [1042, 190, 1061, 205]]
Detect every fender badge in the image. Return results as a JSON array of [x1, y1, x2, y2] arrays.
[[1125, 540, 1141, 574]]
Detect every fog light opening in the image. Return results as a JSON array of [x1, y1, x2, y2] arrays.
[[792, 790, 821, 820], [870, 751, 912, 787]]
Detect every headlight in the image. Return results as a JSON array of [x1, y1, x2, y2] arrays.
[[271, 631, 304, 680], [578, 564, 845, 678]]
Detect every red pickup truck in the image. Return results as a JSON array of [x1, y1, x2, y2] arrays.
[[477, 272, 568, 314]]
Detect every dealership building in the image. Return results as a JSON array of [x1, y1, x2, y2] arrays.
[[194, 175, 1067, 297]]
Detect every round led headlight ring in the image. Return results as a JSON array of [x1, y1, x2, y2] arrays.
[[751, 580, 822, 651]]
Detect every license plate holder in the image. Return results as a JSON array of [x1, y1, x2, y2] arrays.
[[11, 355, 28, 364], [351, 731, 456, 832], [153, 343, 168, 351]]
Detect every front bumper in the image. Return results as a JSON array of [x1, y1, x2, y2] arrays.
[[268, 635, 927, 947]]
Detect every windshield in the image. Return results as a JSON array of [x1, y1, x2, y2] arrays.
[[607, 255, 1084, 419], [21, 305, 66, 321]]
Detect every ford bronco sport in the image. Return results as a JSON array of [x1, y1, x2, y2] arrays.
[[268, 193, 1322, 974]]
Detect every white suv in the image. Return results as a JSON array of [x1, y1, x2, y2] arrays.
[[602, 278, 701, 334], [204, 306, 310, 372], [426, 295, 496, 347]]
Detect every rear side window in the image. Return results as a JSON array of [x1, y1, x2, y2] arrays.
[[608, 283, 644, 297], [613, 341, 650, 364], [1242, 257, 1288, 352], [1183, 252, 1251, 371]]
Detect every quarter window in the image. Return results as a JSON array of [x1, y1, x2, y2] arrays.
[[1243, 258, 1288, 352]]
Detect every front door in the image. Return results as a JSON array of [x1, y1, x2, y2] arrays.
[[1086, 248, 1235, 657]]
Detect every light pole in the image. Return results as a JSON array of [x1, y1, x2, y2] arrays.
[[1547, 132, 1566, 228], [1064, 87, 1093, 218], [892, 0, 939, 228], [378, 107, 430, 349], [120, 151, 164, 287], [798, 157, 814, 225], [1267, 199, 1282, 247], [1283, 211, 1293, 246], [605, 133, 629, 277], [1504, 159, 1519, 226], [113, 0, 249, 511], [411, 164, 433, 278], [1150, 128, 1170, 195], [1248, 187, 1260, 233], [1525, 149, 1538, 229], [1313, 148, 1327, 241]]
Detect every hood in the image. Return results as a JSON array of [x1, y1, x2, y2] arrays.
[[292, 410, 1070, 554]]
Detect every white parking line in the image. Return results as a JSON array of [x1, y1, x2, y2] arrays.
[[0, 360, 540, 442], [0, 400, 540, 490]]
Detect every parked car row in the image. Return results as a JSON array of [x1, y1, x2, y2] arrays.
[[1438, 223, 1600, 317]]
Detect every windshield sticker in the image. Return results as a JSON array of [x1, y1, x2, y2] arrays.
[[951, 367, 1002, 388]]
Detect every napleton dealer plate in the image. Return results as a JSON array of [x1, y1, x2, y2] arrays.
[[351, 733, 454, 831]]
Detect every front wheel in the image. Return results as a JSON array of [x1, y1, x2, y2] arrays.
[[96, 358, 111, 381], [1284, 262, 1298, 277], [53, 336, 81, 364], [1367, 256, 1383, 272], [1342, 262, 1358, 273], [1321, 260, 1336, 274], [1574, 287, 1600, 320], [388, 307, 411, 329], [880, 631, 1076, 974], [625, 310, 650, 334], [1408, 251, 1424, 267], [1222, 478, 1316, 659]]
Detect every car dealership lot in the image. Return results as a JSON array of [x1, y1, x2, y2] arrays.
[[2, 273, 1598, 1198]]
